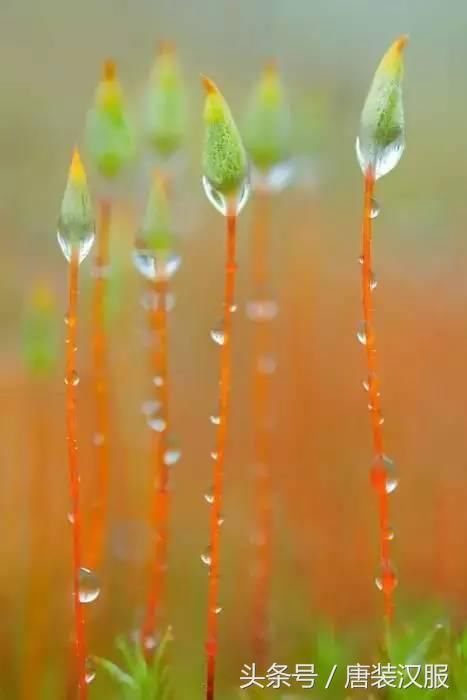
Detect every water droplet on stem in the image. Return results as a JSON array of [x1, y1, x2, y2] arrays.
[[78, 568, 100, 604], [370, 198, 380, 219], [201, 548, 212, 566], [65, 370, 80, 386], [210, 326, 225, 346], [202, 176, 250, 217]]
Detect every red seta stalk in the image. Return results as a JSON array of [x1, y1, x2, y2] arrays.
[[205, 209, 237, 700], [361, 169, 395, 621], [65, 249, 87, 699], [250, 188, 273, 664], [88, 198, 112, 570], [142, 274, 170, 648]]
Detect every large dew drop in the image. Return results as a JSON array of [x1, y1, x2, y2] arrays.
[[164, 445, 182, 466], [251, 161, 294, 194], [375, 566, 398, 593], [85, 658, 96, 685], [370, 198, 380, 219], [132, 250, 181, 282], [201, 547, 212, 566], [57, 231, 95, 265], [204, 489, 214, 504], [371, 454, 399, 495], [210, 326, 225, 346], [356, 321, 368, 346], [202, 176, 250, 217], [356, 133, 405, 181], [147, 416, 167, 433], [64, 370, 80, 386], [78, 567, 100, 604]]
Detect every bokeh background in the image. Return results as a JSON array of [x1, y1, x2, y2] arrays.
[[1, 0, 466, 697]]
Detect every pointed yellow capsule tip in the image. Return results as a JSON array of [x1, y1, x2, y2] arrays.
[[380, 35, 409, 76], [264, 58, 278, 77], [201, 75, 219, 96], [103, 59, 116, 82], [396, 34, 409, 52], [69, 148, 86, 185], [158, 39, 175, 56]]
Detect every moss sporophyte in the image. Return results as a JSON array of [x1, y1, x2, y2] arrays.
[[356, 36, 408, 627], [201, 74, 250, 700], [243, 60, 291, 173], [356, 35, 408, 180], [22, 284, 58, 377], [139, 173, 173, 253], [137, 172, 180, 647], [144, 42, 186, 158], [202, 76, 249, 199], [85, 60, 135, 179], [134, 173, 181, 281], [58, 150, 95, 700], [57, 149, 95, 264]]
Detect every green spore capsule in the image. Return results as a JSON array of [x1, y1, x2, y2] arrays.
[[144, 42, 186, 158], [356, 35, 408, 180], [22, 283, 59, 377], [201, 76, 249, 214], [85, 60, 135, 179], [133, 173, 181, 281], [243, 60, 291, 173], [57, 149, 95, 264]]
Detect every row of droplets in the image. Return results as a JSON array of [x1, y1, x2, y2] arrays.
[[141, 398, 182, 466], [63, 287, 100, 687], [210, 299, 278, 378], [357, 197, 398, 596], [59, 174, 283, 642], [200, 279, 281, 615]]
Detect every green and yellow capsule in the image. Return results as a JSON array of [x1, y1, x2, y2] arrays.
[[202, 76, 249, 215], [144, 42, 186, 158], [356, 35, 408, 179], [133, 172, 181, 281], [243, 60, 291, 173], [57, 149, 95, 264], [85, 60, 135, 179], [22, 283, 59, 377]]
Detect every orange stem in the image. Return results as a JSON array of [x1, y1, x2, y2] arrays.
[[65, 249, 87, 699], [250, 189, 272, 664], [88, 198, 112, 570], [361, 170, 394, 621], [142, 276, 170, 647], [205, 211, 237, 700]]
